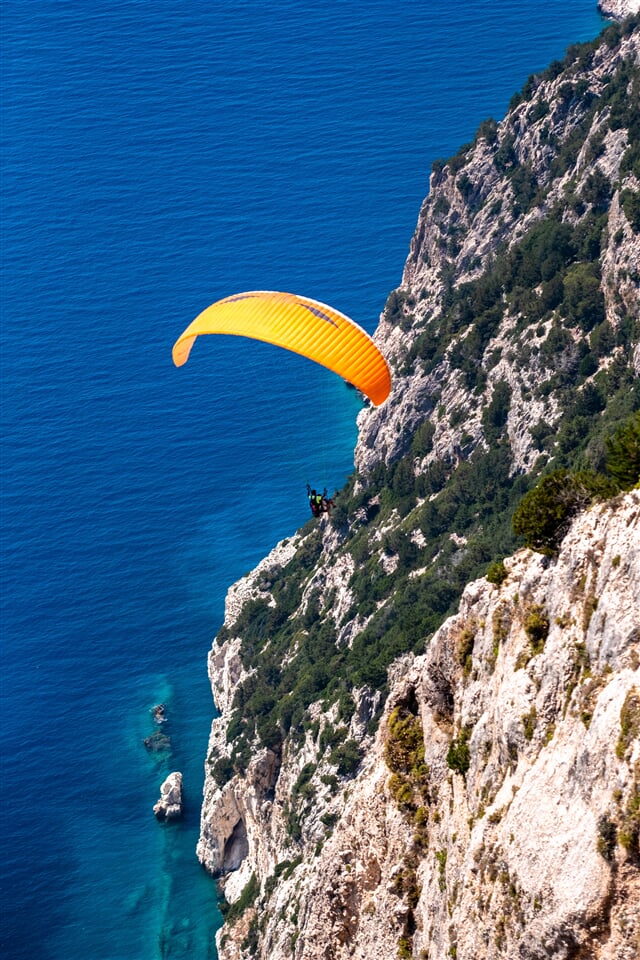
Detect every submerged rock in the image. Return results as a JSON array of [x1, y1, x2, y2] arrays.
[[154, 771, 183, 821], [144, 730, 172, 753]]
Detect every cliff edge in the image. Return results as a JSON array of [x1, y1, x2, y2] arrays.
[[206, 492, 638, 960]]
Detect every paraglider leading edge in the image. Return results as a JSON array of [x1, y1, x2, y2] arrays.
[[172, 290, 391, 406]]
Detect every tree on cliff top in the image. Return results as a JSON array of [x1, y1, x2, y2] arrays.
[[606, 413, 640, 490], [512, 469, 617, 555]]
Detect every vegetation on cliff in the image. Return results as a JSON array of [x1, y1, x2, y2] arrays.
[[201, 28, 639, 960], [207, 20, 639, 803]]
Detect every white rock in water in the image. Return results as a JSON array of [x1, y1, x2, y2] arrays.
[[153, 771, 183, 821]]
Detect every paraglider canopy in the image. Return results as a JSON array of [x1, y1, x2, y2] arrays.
[[172, 290, 391, 406]]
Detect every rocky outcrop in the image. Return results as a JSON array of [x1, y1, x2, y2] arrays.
[[355, 25, 640, 476], [209, 493, 639, 959], [599, 0, 640, 21], [152, 703, 167, 724], [154, 771, 183, 821]]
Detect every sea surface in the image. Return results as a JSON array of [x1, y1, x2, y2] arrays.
[[1, 2, 607, 958]]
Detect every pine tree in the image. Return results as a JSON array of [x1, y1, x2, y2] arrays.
[[606, 414, 640, 490]]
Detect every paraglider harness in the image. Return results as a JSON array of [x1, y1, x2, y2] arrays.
[[307, 484, 334, 517]]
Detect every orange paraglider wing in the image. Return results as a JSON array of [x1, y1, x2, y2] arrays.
[[172, 291, 391, 405]]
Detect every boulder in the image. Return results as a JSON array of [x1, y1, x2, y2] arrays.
[[153, 771, 183, 821]]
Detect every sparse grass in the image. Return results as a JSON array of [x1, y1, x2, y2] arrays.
[[617, 689, 640, 760], [524, 605, 549, 654], [456, 621, 476, 678], [447, 726, 472, 777], [522, 705, 537, 741]]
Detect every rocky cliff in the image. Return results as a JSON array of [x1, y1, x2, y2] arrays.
[[198, 16, 640, 960], [599, 0, 640, 22], [206, 493, 639, 960], [355, 20, 639, 476]]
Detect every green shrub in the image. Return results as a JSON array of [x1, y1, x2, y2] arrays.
[[522, 706, 538, 741], [596, 816, 617, 862], [618, 789, 640, 854], [616, 690, 640, 760], [606, 414, 640, 490], [398, 936, 413, 959], [621, 188, 640, 232], [385, 707, 425, 775], [446, 727, 472, 777], [211, 755, 235, 789], [512, 469, 615, 554], [524, 605, 549, 654], [221, 873, 260, 925], [482, 381, 511, 442], [486, 559, 508, 586], [330, 739, 362, 777], [456, 623, 476, 677], [562, 262, 605, 332]]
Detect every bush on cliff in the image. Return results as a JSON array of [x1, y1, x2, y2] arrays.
[[606, 413, 640, 490], [512, 469, 617, 555]]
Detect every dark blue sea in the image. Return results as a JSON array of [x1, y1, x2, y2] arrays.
[[1, 2, 606, 957]]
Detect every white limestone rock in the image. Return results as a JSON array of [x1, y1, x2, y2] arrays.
[[208, 492, 639, 960], [598, 0, 640, 20], [153, 771, 183, 821]]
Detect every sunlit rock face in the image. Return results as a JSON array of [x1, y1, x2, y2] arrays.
[[599, 0, 640, 21], [203, 493, 639, 960], [355, 27, 639, 478], [198, 20, 640, 960]]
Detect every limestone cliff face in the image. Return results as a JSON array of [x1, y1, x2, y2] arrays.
[[198, 19, 640, 960], [599, 0, 640, 22], [204, 493, 639, 960], [355, 25, 640, 476]]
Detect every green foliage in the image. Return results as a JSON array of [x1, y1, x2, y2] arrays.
[[446, 726, 472, 777], [385, 704, 430, 815], [524, 605, 549, 654], [435, 849, 448, 891], [606, 414, 640, 490], [210, 755, 235, 789], [562, 262, 605, 332], [384, 288, 416, 329], [512, 469, 617, 555], [398, 937, 413, 960], [475, 116, 499, 145], [263, 858, 303, 901], [330, 739, 362, 777], [522, 706, 537, 741], [411, 419, 436, 457], [456, 623, 476, 678], [618, 787, 640, 854], [482, 380, 511, 441], [596, 816, 617, 862], [580, 168, 611, 212], [486, 559, 508, 586], [386, 707, 425, 771], [220, 873, 259, 926], [616, 690, 640, 761], [292, 762, 316, 805]]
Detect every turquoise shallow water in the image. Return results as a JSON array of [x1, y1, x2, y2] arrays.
[[1, 2, 606, 958]]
